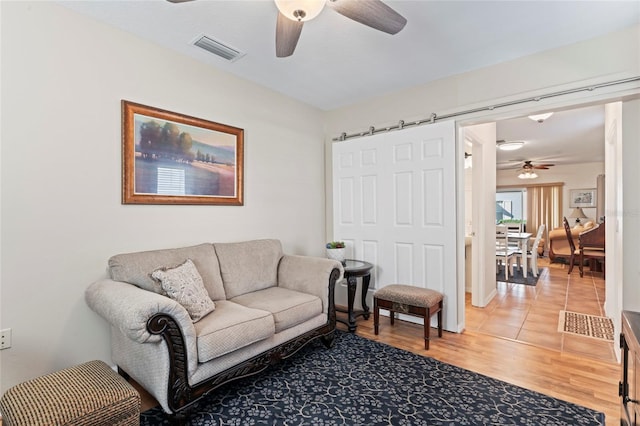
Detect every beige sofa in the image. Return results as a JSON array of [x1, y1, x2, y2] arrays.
[[86, 239, 342, 421], [548, 221, 596, 262]]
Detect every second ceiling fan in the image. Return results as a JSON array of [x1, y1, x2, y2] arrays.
[[520, 160, 555, 170], [516, 160, 555, 179]]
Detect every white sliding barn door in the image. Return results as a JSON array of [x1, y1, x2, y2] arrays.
[[332, 122, 458, 332]]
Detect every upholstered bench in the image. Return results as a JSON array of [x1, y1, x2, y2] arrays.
[[373, 284, 443, 350], [0, 360, 140, 425]]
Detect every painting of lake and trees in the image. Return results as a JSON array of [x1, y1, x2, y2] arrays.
[[134, 113, 237, 198], [122, 101, 244, 205]]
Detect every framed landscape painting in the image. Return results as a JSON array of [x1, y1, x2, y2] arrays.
[[122, 100, 244, 205], [569, 188, 596, 208]]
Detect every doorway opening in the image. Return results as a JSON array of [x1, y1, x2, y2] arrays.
[[462, 102, 614, 362]]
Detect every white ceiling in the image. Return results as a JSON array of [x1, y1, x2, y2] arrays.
[[59, 0, 639, 166], [495, 104, 606, 168]]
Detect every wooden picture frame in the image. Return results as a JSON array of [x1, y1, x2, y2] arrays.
[[122, 100, 244, 205], [569, 188, 596, 208]]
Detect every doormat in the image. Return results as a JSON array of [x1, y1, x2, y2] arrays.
[[558, 310, 614, 341]]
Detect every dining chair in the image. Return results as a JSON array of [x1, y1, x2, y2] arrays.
[[504, 222, 522, 249], [562, 216, 605, 277], [563, 217, 578, 274], [514, 224, 545, 277], [496, 224, 516, 280], [578, 222, 605, 277], [504, 222, 523, 233]]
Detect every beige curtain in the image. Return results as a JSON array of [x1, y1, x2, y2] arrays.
[[526, 183, 564, 253]]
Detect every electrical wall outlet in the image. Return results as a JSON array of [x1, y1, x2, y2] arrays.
[[1, 328, 11, 350]]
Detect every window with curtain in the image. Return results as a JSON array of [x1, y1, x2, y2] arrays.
[[526, 183, 564, 253], [497, 182, 564, 254]]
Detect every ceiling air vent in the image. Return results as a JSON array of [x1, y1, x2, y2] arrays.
[[193, 35, 244, 62]]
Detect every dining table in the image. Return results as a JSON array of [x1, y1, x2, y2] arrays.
[[508, 232, 532, 277]]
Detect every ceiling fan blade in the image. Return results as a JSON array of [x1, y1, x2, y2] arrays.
[[276, 12, 304, 57], [533, 164, 554, 169], [166, 0, 195, 3], [327, 0, 407, 35]]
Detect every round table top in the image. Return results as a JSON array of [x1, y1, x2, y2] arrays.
[[343, 259, 373, 274]]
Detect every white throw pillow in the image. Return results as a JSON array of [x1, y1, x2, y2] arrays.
[[151, 259, 215, 322]]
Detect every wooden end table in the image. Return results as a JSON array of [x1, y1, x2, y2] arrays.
[[337, 259, 374, 332]]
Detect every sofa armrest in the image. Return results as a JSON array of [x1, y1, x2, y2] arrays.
[[85, 279, 196, 346], [277, 255, 343, 313]]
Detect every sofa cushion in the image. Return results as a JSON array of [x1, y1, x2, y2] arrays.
[[194, 300, 274, 362], [213, 239, 283, 299], [151, 259, 215, 323], [109, 243, 226, 301], [231, 287, 322, 333]]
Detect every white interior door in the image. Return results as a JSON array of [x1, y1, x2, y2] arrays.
[[332, 122, 458, 332]]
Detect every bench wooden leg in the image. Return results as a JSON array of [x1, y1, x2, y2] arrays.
[[437, 301, 443, 338], [374, 298, 380, 335], [423, 307, 430, 350], [424, 301, 444, 349]]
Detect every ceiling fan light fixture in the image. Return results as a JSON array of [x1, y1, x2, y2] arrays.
[[528, 112, 554, 123], [275, 0, 326, 21], [497, 140, 524, 151], [517, 170, 538, 179]]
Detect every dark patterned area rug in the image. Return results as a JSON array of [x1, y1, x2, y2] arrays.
[[140, 332, 604, 425], [497, 266, 545, 286]]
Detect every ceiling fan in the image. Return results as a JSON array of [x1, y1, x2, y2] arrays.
[[520, 160, 555, 170], [499, 159, 556, 170], [516, 160, 554, 179], [167, 0, 407, 58]]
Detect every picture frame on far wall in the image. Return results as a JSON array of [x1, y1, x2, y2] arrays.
[[122, 100, 244, 205], [569, 188, 596, 208]]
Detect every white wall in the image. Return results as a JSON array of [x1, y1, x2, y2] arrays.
[[467, 123, 498, 308], [464, 167, 473, 236], [0, 2, 327, 392], [323, 26, 640, 138], [497, 162, 606, 224]]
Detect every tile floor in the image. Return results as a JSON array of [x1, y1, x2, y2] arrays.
[[465, 257, 616, 363]]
